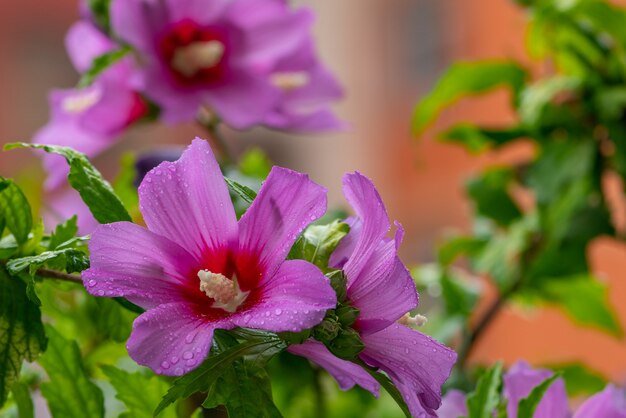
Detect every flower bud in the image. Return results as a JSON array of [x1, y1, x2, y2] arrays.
[[327, 328, 365, 360], [326, 270, 347, 302], [336, 305, 360, 327], [312, 317, 341, 343]]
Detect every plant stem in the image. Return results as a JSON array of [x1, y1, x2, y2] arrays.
[[312, 367, 327, 418], [200, 114, 234, 165], [36, 268, 82, 283]]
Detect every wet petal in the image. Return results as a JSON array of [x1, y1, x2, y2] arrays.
[[288, 340, 380, 394], [340, 172, 391, 286], [82, 222, 198, 309], [127, 302, 231, 376], [138, 138, 238, 261], [504, 361, 569, 418], [360, 324, 457, 418], [238, 166, 326, 277], [231, 260, 335, 332]]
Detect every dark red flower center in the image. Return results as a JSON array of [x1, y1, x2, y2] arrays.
[[158, 19, 228, 87]]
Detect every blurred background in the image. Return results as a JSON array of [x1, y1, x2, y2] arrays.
[[2, 0, 626, 391]]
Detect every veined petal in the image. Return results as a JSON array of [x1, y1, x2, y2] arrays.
[[111, 0, 165, 52], [127, 302, 231, 376], [573, 385, 626, 418], [238, 167, 327, 278], [504, 362, 569, 418], [138, 138, 238, 261], [82, 222, 199, 309], [288, 340, 380, 394], [231, 260, 335, 332], [360, 324, 457, 418], [341, 172, 391, 286]]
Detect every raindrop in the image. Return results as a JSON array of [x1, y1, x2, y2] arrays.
[[274, 308, 282, 315], [183, 351, 194, 360], [88, 280, 96, 287], [161, 361, 170, 369], [185, 333, 196, 344], [170, 356, 179, 365]]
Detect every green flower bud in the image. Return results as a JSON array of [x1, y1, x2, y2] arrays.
[[326, 270, 347, 302], [278, 329, 311, 345], [336, 305, 360, 327], [327, 328, 365, 360], [312, 317, 341, 343]]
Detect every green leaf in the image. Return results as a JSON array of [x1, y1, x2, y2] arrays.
[[536, 275, 623, 336], [0, 267, 46, 407], [11, 381, 34, 418], [0, 234, 18, 259], [466, 168, 523, 227], [48, 216, 78, 250], [412, 61, 527, 135], [466, 362, 503, 418], [7, 248, 89, 277], [101, 366, 177, 418], [113, 153, 140, 219], [78, 47, 131, 88], [155, 336, 285, 416], [87, 0, 111, 31], [0, 178, 32, 244], [203, 359, 283, 418], [440, 124, 527, 154], [516, 374, 560, 418], [290, 220, 350, 271], [225, 177, 257, 204], [547, 363, 606, 397], [440, 270, 481, 318], [39, 325, 105, 418], [5, 143, 131, 224], [518, 76, 581, 129], [437, 235, 487, 266], [86, 298, 136, 342]]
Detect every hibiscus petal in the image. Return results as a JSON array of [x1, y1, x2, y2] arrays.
[[504, 361, 569, 418], [206, 73, 281, 129], [340, 173, 391, 286], [438, 390, 468, 418], [573, 385, 626, 418], [237, 167, 326, 277], [111, 0, 165, 52], [359, 324, 457, 418], [82, 222, 199, 309], [65, 21, 114, 73], [127, 302, 230, 376], [164, 0, 231, 25], [231, 260, 335, 332], [138, 138, 238, 261], [288, 340, 380, 394]]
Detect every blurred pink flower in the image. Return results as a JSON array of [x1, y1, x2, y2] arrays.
[[82, 138, 336, 376], [289, 172, 457, 418], [110, 0, 342, 130]]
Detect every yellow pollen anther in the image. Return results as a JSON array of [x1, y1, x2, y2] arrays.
[[197, 270, 249, 313], [271, 71, 310, 91], [398, 313, 428, 327], [62, 89, 101, 113], [172, 40, 225, 77]]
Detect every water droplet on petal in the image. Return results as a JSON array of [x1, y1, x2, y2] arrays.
[[275, 308, 282, 315], [170, 356, 179, 364], [183, 351, 194, 360], [88, 280, 96, 287], [185, 333, 196, 344], [161, 361, 170, 369]]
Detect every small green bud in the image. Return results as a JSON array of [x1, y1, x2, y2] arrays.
[[336, 305, 360, 327], [312, 317, 341, 343], [326, 270, 347, 302], [327, 328, 365, 360]]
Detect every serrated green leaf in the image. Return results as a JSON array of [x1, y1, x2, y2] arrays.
[[466, 362, 503, 418], [7, 248, 89, 277], [547, 363, 606, 396], [39, 326, 104, 418], [537, 275, 623, 336], [466, 168, 523, 227], [0, 267, 46, 407], [155, 336, 285, 416], [5, 143, 131, 224], [101, 366, 176, 418], [203, 359, 283, 418], [516, 374, 560, 418], [440, 124, 527, 154], [87, 298, 136, 342], [0, 178, 32, 244], [113, 153, 140, 219], [225, 177, 257, 204], [48, 216, 78, 250], [11, 381, 34, 418], [78, 47, 130, 88], [290, 220, 350, 272], [412, 61, 527, 135]]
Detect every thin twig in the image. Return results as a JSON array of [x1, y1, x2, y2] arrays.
[[36, 268, 82, 284]]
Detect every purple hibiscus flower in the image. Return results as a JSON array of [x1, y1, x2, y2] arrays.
[[289, 172, 457, 418], [439, 361, 626, 418], [109, 0, 341, 130], [82, 138, 336, 376], [34, 20, 146, 190]]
